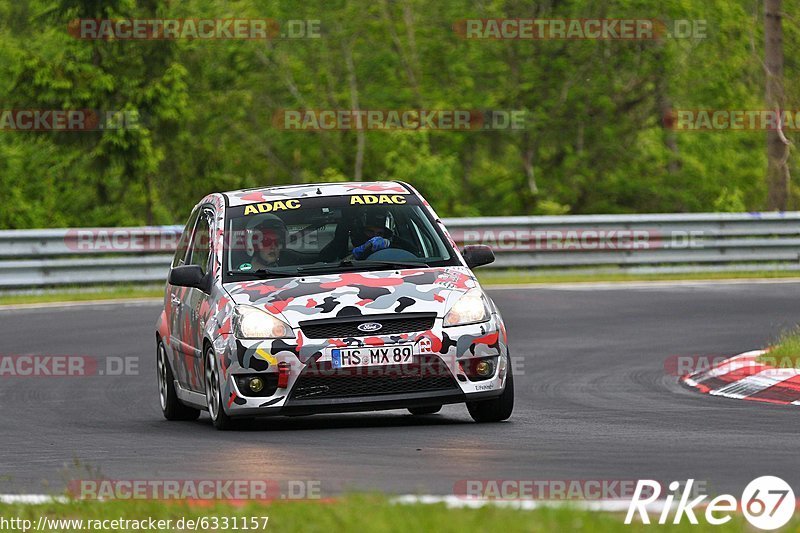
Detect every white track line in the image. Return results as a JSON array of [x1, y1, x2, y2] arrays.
[[392, 495, 673, 513], [8, 493, 768, 517], [0, 495, 68, 504], [1, 493, 659, 513]]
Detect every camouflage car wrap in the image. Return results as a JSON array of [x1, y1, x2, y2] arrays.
[[156, 181, 510, 418], [216, 266, 509, 412]]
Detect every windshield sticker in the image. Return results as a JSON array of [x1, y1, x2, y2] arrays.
[[243, 199, 302, 215], [350, 194, 407, 205]]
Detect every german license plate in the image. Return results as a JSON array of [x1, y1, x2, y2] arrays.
[[331, 344, 415, 369]]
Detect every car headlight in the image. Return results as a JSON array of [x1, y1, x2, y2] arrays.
[[233, 305, 294, 339], [443, 288, 491, 327]]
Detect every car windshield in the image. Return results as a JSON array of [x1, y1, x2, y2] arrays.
[[223, 194, 458, 281]]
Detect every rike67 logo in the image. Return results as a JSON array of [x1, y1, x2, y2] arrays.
[[625, 476, 795, 530]]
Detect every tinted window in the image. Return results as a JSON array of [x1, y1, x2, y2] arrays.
[[171, 208, 200, 268], [187, 211, 213, 274]]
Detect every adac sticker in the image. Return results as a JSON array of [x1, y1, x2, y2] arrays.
[[350, 194, 407, 205], [244, 199, 301, 215]]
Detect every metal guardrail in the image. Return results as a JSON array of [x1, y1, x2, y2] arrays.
[[2, 212, 800, 288]]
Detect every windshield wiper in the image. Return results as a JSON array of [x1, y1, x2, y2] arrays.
[[296, 259, 428, 274], [226, 268, 297, 279], [356, 259, 430, 269]]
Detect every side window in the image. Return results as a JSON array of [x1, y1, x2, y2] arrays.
[[409, 218, 432, 257], [187, 211, 213, 275], [172, 208, 200, 268]]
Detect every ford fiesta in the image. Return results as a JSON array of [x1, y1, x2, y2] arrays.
[[156, 181, 513, 429]]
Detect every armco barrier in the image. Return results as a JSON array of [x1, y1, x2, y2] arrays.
[[1, 212, 800, 288]]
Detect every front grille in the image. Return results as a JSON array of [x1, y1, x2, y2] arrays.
[[299, 313, 435, 339], [289, 356, 459, 400]]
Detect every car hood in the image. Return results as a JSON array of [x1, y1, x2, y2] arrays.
[[223, 266, 479, 325]]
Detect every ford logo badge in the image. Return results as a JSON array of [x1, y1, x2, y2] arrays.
[[357, 322, 383, 333]]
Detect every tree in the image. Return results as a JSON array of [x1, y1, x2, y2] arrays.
[[764, 0, 791, 210]]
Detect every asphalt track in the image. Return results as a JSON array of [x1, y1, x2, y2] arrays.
[[2, 281, 799, 497]]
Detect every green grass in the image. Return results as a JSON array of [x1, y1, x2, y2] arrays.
[[0, 495, 780, 532], [758, 327, 800, 368], [0, 286, 163, 306]]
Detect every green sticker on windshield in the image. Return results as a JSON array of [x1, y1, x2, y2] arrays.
[[238, 262, 253, 272]]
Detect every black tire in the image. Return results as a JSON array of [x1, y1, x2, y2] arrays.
[[408, 405, 442, 415], [204, 345, 240, 430], [157, 338, 200, 421], [466, 357, 514, 423]]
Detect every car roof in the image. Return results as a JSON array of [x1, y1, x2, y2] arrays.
[[222, 181, 413, 207]]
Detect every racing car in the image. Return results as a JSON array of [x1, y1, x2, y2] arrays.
[[156, 181, 513, 429]]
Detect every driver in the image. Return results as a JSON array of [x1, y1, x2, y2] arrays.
[[350, 208, 393, 260], [239, 214, 289, 270], [318, 207, 416, 262]]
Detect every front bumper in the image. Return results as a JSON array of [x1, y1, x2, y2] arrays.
[[227, 389, 506, 418], [212, 315, 510, 418]]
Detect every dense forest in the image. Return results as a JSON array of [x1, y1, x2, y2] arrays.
[[0, 0, 798, 228]]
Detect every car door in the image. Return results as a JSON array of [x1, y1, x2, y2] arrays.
[[167, 207, 200, 390], [181, 207, 215, 392]]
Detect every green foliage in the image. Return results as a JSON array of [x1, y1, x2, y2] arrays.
[[758, 326, 800, 368], [0, 0, 797, 228], [712, 187, 747, 212]]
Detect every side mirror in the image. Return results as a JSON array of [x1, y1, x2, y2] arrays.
[[462, 245, 495, 269], [169, 265, 209, 292]]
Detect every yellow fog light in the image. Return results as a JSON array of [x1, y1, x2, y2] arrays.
[[249, 377, 265, 393], [476, 360, 493, 377]]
